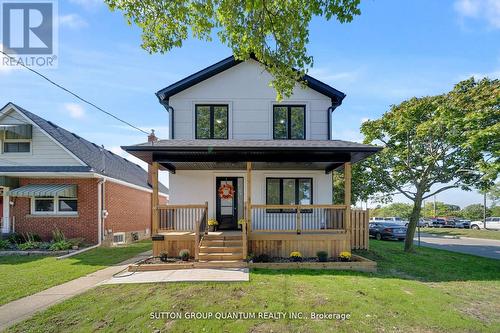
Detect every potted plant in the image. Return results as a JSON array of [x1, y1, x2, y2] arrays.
[[339, 251, 352, 262], [237, 218, 246, 230], [179, 249, 190, 261], [316, 250, 328, 262], [208, 219, 218, 232], [289, 251, 302, 262], [159, 251, 168, 263]]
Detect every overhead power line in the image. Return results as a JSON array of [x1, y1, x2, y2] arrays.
[[0, 50, 149, 135]]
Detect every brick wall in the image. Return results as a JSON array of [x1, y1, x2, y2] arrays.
[[12, 178, 99, 243]]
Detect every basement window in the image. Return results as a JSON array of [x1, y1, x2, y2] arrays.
[[113, 232, 126, 245]]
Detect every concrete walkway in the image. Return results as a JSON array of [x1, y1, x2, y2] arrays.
[[0, 251, 151, 331], [414, 233, 500, 259], [103, 268, 249, 284]]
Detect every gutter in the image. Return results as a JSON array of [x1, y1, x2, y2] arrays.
[[156, 94, 174, 140], [327, 98, 343, 140], [97, 178, 106, 246]]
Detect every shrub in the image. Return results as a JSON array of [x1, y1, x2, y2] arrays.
[[179, 249, 190, 261], [159, 251, 168, 262], [317, 251, 328, 262], [7, 233, 24, 244], [290, 251, 302, 262], [52, 228, 66, 242], [38, 242, 52, 250], [253, 253, 271, 263], [0, 239, 11, 250], [49, 240, 72, 251], [339, 251, 352, 262], [19, 241, 40, 251]]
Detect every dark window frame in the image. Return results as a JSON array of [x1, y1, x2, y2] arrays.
[[265, 177, 313, 213], [195, 104, 229, 139], [3, 141, 31, 153], [272, 105, 306, 140]]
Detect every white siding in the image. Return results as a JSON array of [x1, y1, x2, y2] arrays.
[[169, 169, 333, 219], [0, 108, 83, 166], [169, 60, 332, 140]]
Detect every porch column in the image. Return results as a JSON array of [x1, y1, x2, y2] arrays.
[[151, 162, 159, 234], [2, 187, 10, 234], [246, 162, 252, 233], [344, 162, 352, 246]]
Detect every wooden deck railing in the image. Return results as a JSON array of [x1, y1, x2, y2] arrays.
[[250, 204, 347, 233], [194, 203, 208, 260], [157, 204, 208, 232]]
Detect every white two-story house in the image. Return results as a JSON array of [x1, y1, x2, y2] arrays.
[[124, 56, 380, 265]]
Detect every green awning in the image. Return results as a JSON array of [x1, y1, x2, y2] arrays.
[[7, 184, 77, 197]]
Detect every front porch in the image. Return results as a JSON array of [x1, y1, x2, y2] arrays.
[[122, 139, 379, 266]]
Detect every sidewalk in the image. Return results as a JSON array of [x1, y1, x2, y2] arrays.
[[0, 251, 151, 331]]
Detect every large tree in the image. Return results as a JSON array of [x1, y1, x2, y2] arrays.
[[360, 78, 499, 252], [105, 0, 361, 100]]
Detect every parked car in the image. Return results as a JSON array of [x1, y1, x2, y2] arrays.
[[369, 222, 407, 241], [454, 219, 471, 229], [418, 218, 431, 227], [429, 218, 445, 227], [429, 217, 456, 228], [470, 217, 500, 230]]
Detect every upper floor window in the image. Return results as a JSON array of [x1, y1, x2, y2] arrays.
[[195, 105, 228, 139], [273, 105, 305, 140], [1, 124, 32, 153]]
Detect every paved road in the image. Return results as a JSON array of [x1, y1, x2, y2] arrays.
[[414, 233, 500, 260]]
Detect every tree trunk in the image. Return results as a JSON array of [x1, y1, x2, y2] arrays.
[[404, 192, 424, 252]]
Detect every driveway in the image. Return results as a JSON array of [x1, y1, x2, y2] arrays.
[[414, 233, 500, 260]]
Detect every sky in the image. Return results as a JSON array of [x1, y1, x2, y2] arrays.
[[1, 0, 499, 208]]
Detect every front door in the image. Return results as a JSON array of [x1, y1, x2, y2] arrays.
[[216, 177, 239, 230]]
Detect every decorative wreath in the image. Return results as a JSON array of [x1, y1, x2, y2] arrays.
[[218, 183, 235, 199]]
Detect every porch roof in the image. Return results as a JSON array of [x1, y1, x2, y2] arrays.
[[122, 140, 382, 174]]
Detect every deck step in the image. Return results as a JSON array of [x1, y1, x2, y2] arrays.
[[199, 246, 242, 253], [201, 239, 242, 247], [196, 260, 247, 268], [203, 234, 242, 241], [198, 252, 243, 260]]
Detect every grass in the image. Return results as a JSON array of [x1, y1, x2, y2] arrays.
[[421, 227, 500, 240], [0, 240, 151, 306], [6, 240, 500, 333]]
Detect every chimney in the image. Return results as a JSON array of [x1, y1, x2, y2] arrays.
[[147, 130, 158, 186]]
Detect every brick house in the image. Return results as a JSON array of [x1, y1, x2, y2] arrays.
[[0, 103, 168, 245]]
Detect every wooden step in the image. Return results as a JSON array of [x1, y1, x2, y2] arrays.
[[199, 246, 242, 253], [201, 239, 243, 247], [195, 260, 247, 268], [203, 234, 242, 241], [198, 252, 243, 261]]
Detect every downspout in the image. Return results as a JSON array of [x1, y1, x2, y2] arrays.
[[157, 95, 174, 140], [327, 99, 342, 140], [97, 178, 106, 246]]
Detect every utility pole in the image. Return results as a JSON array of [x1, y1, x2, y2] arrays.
[[484, 190, 487, 229], [433, 195, 437, 217]]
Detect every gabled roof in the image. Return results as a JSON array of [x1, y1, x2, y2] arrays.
[[1, 103, 168, 194], [156, 56, 346, 105]]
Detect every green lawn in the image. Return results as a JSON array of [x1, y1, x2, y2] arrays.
[[6, 240, 500, 333], [421, 227, 500, 240], [0, 240, 151, 306]]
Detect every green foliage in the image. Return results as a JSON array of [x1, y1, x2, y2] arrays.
[[159, 251, 168, 263], [49, 240, 73, 251], [179, 249, 190, 261], [0, 239, 11, 250], [18, 241, 40, 251], [459, 204, 491, 221], [105, 0, 361, 100], [359, 78, 499, 251], [52, 228, 66, 243], [491, 205, 500, 216], [371, 203, 414, 219], [421, 201, 461, 218], [253, 253, 271, 263], [7, 233, 24, 244], [316, 250, 328, 262]]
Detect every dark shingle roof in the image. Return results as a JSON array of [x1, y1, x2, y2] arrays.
[[156, 56, 346, 105], [128, 139, 380, 151], [6, 103, 168, 194]]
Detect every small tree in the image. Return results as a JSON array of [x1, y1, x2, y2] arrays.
[[460, 204, 491, 221], [105, 0, 361, 100], [361, 78, 499, 252]]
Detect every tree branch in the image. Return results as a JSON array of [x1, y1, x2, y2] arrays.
[[422, 185, 459, 200]]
